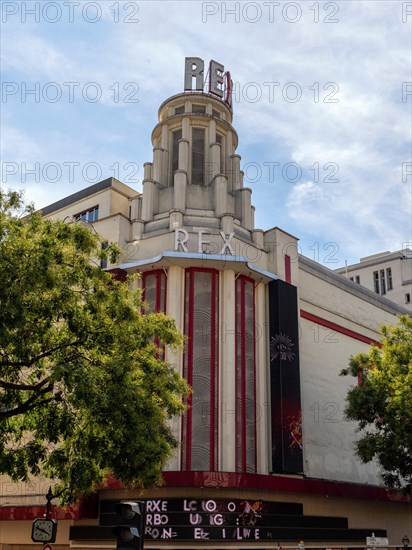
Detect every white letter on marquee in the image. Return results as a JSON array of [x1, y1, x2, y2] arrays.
[[219, 231, 235, 255], [198, 229, 211, 253], [175, 228, 189, 252]]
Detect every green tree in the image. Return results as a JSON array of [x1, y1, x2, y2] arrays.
[[341, 315, 412, 492], [0, 190, 188, 499]]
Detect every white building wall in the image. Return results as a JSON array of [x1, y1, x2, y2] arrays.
[[299, 255, 409, 485], [300, 319, 380, 485], [335, 251, 412, 310]]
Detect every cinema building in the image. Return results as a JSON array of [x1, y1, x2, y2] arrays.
[[1, 59, 411, 550]]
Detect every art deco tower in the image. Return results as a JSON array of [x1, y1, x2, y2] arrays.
[[121, 58, 302, 477]]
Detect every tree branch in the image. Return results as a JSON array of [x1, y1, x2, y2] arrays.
[[0, 340, 84, 368], [0, 383, 54, 419], [0, 376, 51, 391]]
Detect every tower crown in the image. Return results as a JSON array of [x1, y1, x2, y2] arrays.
[[134, 58, 254, 243]]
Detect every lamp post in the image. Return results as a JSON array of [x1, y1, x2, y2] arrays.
[[402, 535, 410, 550]]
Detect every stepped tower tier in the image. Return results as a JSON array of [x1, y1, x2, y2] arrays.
[[133, 91, 255, 242]]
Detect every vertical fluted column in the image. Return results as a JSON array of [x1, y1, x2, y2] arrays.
[[178, 138, 189, 172], [141, 162, 154, 221], [252, 228, 264, 249], [239, 187, 253, 230], [182, 116, 190, 140], [144, 162, 153, 180], [209, 142, 221, 183], [141, 180, 155, 221], [161, 125, 169, 184], [221, 213, 235, 235], [231, 154, 242, 191], [219, 269, 236, 471], [153, 146, 163, 183], [208, 119, 216, 144], [213, 174, 227, 217], [174, 138, 189, 211], [130, 196, 143, 240]]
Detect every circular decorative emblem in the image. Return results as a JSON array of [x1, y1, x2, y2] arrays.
[[270, 333, 295, 362]]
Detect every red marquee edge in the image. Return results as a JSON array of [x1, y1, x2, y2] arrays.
[[161, 472, 410, 503], [0, 472, 409, 521], [0, 494, 98, 521]]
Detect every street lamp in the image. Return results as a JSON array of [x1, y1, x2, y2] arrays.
[[402, 535, 410, 550]]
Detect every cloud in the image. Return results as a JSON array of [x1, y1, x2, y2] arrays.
[[1, 0, 410, 266]]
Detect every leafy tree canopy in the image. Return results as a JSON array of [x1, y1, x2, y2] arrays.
[[0, 190, 188, 500], [341, 315, 412, 492]]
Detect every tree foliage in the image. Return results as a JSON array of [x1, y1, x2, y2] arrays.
[[341, 315, 412, 492], [0, 190, 188, 499]]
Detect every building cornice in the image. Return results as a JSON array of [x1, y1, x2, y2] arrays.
[[120, 251, 278, 282], [40, 178, 139, 217], [335, 250, 410, 272], [299, 255, 411, 316]]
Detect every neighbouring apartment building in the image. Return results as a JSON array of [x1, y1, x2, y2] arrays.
[[335, 251, 412, 310], [1, 58, 411, 550]]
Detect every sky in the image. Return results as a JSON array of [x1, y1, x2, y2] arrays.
[[1, 0, 411, 268]]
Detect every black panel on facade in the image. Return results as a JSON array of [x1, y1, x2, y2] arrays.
[[269, 279, 303, 473]]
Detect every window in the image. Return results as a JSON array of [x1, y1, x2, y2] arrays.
[[406, 293, 411, 304], [171, 129, 182, 179], [181, 268, 219, 471], [373, 271, 380, 293], [212, 109, 220, 118], [192, 128, 205, 185], [74, 205, 99, 223], [100, 241, 108, 269], [380, 269, 386, 295], [349, 276, 354, 281], [235, 275, 256, 473], [192, 104, 206, 114], [175, 105, 184, 115], [355, 275, 360, 284], [386, 268, 393, 290]]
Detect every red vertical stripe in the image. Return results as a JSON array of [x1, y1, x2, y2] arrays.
[[210, 270, 217, 471], [155, 271, 161, 312], [285, 254, 291, 283], [240, 278, 247, 472], [251, 280, 257, 472], [235, 277, 239, 472]]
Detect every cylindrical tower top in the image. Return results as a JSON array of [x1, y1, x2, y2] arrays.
[[157, 92, 233, 125]]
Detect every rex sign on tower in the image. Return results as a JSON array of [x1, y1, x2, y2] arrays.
[[184, 57, 233, 109]]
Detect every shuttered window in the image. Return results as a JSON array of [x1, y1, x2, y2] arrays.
[[172, 129, 182, 180], [192, 128, 205, 185]]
